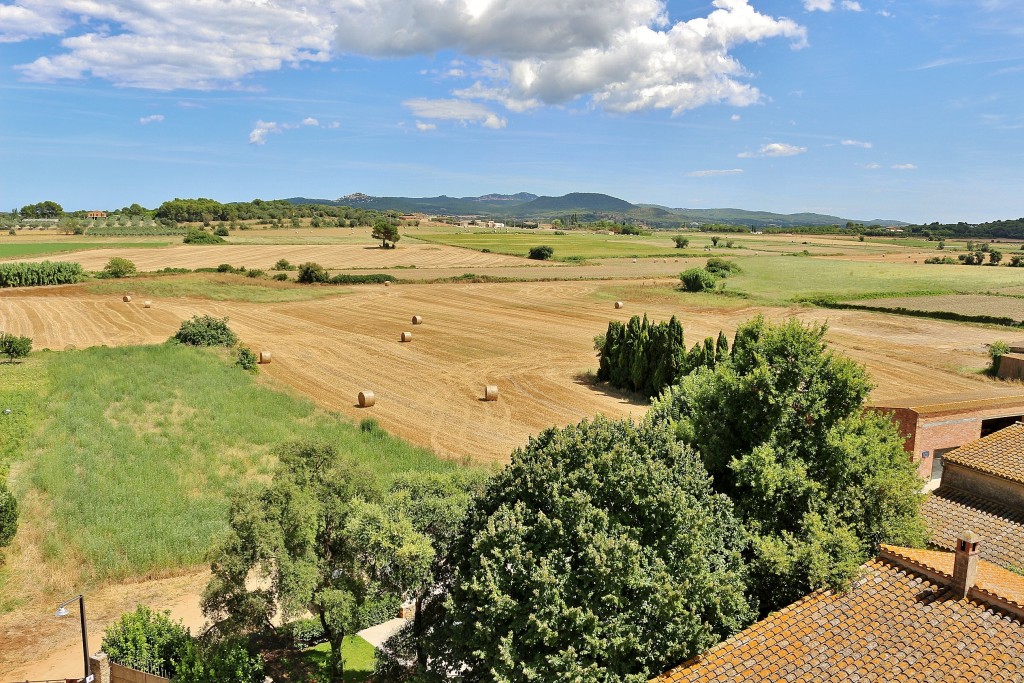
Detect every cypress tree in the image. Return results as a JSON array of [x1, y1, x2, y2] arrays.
[[630, 315, 651, 393], [703, 336, 717, 368]]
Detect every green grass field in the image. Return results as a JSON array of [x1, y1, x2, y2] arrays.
[[84, 273, 351, 303], [0, 241, 170, 259], [599, 255, 1024, 307], [11, 344, 463, 584]]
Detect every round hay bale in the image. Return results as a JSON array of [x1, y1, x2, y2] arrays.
[[411, 315, 423, 325], [143, 300, 152, 308], [632, 258, 637, 263], [400, 331, 413, 342], [358, 390, 376, 407], [384, 281, 391, 287], [614, 301, 624, 309], [483, 385, 499, 401], [259, 351, 272, 364], [122, 295, 132, 303]]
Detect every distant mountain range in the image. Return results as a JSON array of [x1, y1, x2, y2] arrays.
[[284, 192, 906, 228]]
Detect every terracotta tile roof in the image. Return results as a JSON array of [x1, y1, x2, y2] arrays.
[[871, 390, 1024, 416], [944, 422, 1024, 484], [924, 488, 1024, 571], [650, 548, 1024, 683]]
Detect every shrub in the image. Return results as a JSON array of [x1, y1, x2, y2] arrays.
[[183, 228, 225, 245], [272, 259, 296, 271], [0, 332, 32, 363], [284, 617, 327, 648], [481, 248, 491, 253], [924, 256, 957, 265], [297, 262, 329, 284], [528, 245, 554, 260], [0, 482, 18, 547], [272, 273, 288, 281], [553, 230, 566, 235], [6, 229, 14, 236], [245, 269, 264, 279], [359, 417, 381, 433], [102, 257, 137, 278], [172, 316, 237, 347], [101, 606, 191, 676], [673, 236, 689, 248], [0, 261, 83, 287], [705, 257, 741, 277], [990, 340, 1010, 375], [216, 264, 234, 273], [213, 225, 229, 237], [680, 268, 717, 292], [174, 637, 264, 683], [235, 346, 258, 373], [328, 273, 396, 284]]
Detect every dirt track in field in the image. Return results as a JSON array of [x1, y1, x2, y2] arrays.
[[0, 280, 1014, 462]]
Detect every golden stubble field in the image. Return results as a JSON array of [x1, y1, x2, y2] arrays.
[[0, 279, 1014, 462]]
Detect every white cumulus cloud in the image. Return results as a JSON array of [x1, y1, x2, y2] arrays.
[[139, 114, 165, 124], [841, 1, 863, 10], [249, 120, 282, 146], [302, 117, 320, 127], [841, 139, 872, 148], [13, 0, 334, 89], [404, 98, 507, 129], [688, 168, 744, 177], [345, 0, 807, 116], [739, 142, 807, 158], [9, 0, 806, 122], [892, 163, 917, 170], [415, 121, 437, 132]]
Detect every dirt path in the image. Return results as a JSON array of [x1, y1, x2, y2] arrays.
[[0, 571, 209, 681]]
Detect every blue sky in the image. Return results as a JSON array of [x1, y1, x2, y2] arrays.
[[0, 0, 1021, 222]]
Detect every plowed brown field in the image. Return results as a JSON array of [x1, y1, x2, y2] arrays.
[[0, 280, 1011, 462]]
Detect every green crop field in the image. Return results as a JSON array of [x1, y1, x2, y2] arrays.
[[7, 344, 463, 587], [0, 242, 170, 260], [600, 255, 1024, 307]]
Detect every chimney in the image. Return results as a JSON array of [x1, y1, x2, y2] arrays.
[[951, 531, 982, 599]]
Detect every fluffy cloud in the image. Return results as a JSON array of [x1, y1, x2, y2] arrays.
[[139, 114, 165, 124], [892, 163, 917, 170], [841, 139, 872, 148], [739, 142, 807, 158], [688, 168, 744, 177], [404, 98, 507, 129], [13, 0, 334, 89], [9, 0, 805, 120], [343, 0, 806, 115], [249, 120, 282, 146], [415, 121, 437, 132], [249, 116, 338, 144], [803, 0, 862, 11]]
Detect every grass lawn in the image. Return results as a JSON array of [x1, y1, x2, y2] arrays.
[[0, 242, 170, 259], [8, 344, 463, 585], [84, 273, 351, 303], [302, 636, 376, 682]]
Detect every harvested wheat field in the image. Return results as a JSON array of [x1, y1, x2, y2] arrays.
[[13, 242, 557, 272], [845, 293, 1024, 322], [0, 279, 1014, 462]]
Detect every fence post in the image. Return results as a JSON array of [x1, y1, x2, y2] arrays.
[[90, 651, 111, 683]]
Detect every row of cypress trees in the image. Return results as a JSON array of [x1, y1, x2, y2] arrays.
[[596, 314, 730, 397]]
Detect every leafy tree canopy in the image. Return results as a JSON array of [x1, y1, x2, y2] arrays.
[[428, 417, 753, 682], [202, 441, 435, 682], [648, 316, 927, 612], [372, 220, 401, 248]]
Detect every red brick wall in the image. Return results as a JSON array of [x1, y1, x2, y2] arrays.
[[912, 418, 983, 478]]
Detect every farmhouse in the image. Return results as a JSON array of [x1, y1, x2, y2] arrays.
[[871, 390, 1024, 480], [922, 422, 1024, 570], [86, 211, 108, 219], [650, 537, 1024, 682]]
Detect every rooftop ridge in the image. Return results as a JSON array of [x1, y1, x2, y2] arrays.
[[880, 544, 1024, 620], [943, 422, 1024, 484]]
